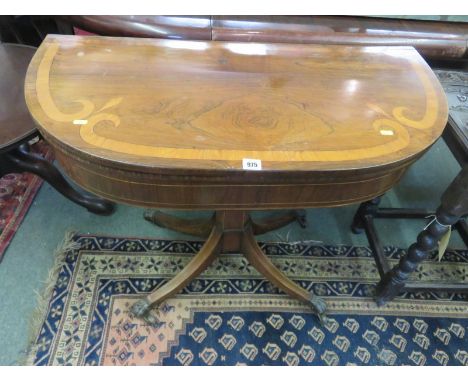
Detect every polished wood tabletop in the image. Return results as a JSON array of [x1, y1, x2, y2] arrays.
[[25, 34, 448, 209]]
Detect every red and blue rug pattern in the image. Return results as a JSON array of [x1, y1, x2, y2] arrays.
[[26, 234, 468, 365], [0, 141, 53, 262]]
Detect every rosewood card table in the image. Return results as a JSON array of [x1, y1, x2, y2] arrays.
[[24, 35, 448, 323]]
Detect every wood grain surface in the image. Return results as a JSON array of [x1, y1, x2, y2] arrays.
[[24, 35, 448, 209]]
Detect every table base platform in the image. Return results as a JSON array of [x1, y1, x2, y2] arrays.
[[130, 210, 326, 325]]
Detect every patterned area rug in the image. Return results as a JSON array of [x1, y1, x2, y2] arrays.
[[434, 69, 468, 133], [26, 234, 468, 366], [0, 141, 53, 262]]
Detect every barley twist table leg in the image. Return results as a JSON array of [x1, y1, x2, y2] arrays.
[[376, 166, 468, 305]]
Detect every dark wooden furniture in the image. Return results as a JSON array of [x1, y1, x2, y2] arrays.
[[0, 43, 114, 215], [375, 167, 468, 305], [351, 165, 468, 306], [0, 16, 73, 46], [351, 69, 468, 305], [64, 15, 468, 60], [24, 34, 448, 323]]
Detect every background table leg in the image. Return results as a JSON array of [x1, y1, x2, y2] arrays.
[[376, 166, 468, 305], [351, 197, 381, 234], [4, 143, 114, 215]]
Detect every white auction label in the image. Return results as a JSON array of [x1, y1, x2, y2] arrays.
[[242, 158, 262, 170]]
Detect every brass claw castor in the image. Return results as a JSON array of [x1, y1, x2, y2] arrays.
[[308, 294, 328, 325], [130, 298, 162, 326], [130, 298, 151, 318]]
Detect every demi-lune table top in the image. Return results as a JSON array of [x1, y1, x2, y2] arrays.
[[25, 34, 447, 171], [24, 35, 448, 209]]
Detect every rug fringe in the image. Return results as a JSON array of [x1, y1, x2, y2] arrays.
[[19, 230, 80, 365]]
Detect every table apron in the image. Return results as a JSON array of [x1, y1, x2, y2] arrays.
[[54, 150, 409, 210]]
